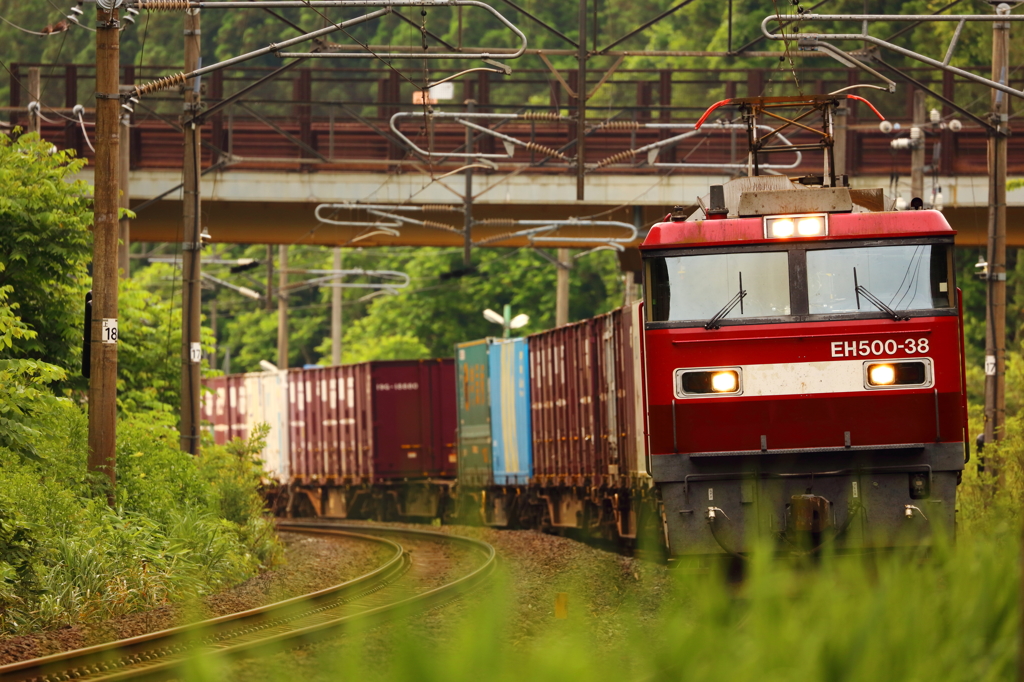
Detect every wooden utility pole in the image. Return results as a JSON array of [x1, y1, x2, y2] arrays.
[[278, 245, 289, 369], [179, 8, 202, 454], [27, 67, 40, 135], [88, 2, 121, 494], [331, 246, 342, 366], [983, 1, 1010, 446], [911, 90, 926, 201], [118, 111, 130, 278], [556, 248, 570, 327], [576, 0, 587, 201], [266, 245, 275, 311]]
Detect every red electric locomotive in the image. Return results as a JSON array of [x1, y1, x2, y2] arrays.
[[641, 95, 968, 558]]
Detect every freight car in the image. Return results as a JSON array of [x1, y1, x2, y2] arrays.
[[454, 306, 657, 545], [203, 359, 457, 520]]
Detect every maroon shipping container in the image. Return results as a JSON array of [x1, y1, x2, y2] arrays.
[[285, 359, 454, 484], [530, 318, 598, 483], [306, 364, 374, 483], [288, 368, 310, 480], [337, 363, 374, 480], [226, 375, 248, 443], [528, 306, 645, 487], [203, 376, 229, 445], [370, 360, 457, 481]]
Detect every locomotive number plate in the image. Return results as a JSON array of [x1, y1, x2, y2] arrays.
[[830, 338, 930, 358]]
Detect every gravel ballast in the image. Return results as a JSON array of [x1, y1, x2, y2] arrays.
[[231, 522, 675, 682]]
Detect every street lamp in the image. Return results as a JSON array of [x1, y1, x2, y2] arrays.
[[483, 304, 529, 338]]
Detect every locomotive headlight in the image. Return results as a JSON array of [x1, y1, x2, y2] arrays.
[[676, 368, 742, 397], [764, 213, 828, 239], [711, 371, 739, 393], [770, 219, 795, 238], [864, 360, 932, 389], [867, 363, 896, 386], [797, 217, 824, 236]]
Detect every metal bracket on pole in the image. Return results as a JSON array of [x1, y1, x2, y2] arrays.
[[532, 247, 573, 270], [389, 111, 570, 161], [761, 13, 1024, 100], [591, 121, 803, 171], [473, 218, 637, 248], [315, 203, 466, 240], [796, 39, 895, 92]]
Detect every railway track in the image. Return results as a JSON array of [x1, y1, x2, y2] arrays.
[[0, 523, 495, 682]]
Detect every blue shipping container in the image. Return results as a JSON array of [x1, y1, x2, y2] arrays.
[[488, 338, 532, 485]]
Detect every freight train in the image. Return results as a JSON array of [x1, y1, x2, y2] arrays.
[[204, 95, 967, 558]]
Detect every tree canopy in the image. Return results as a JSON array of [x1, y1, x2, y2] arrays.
[[0, 132, 92, 384]]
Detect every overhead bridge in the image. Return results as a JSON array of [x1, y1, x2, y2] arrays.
[[9, 62, 1023, 248]]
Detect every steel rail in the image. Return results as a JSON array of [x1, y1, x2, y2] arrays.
[[0, 525, 495, 682]]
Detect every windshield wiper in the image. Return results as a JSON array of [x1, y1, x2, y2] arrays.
[[705, 272, 747, 330], [854, 267, 909, 321]]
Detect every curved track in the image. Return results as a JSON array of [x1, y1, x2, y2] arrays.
[[0, 523, 495, 682]]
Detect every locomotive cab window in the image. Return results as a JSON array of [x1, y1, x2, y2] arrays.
[[806, 243, 953, 315], [647, 251, 791, 323]]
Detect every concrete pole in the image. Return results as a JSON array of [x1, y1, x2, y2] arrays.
[[331, 246, 342, 366], [278, 245, 289, 369], [576, 0, 587, 201], [27, 67, 40, 135], [118, 112, 130, 278], [984, 2, 1010, 446], [179, 8, 202, 454], [88, 3, 120, 495], [556, 248, 570, 327], [911, 90, 926, 201]]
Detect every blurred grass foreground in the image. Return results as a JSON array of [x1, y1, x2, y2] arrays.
[[190, 417, 1024, 682]]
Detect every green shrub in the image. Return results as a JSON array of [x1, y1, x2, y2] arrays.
[[0, 399, 280, 633]]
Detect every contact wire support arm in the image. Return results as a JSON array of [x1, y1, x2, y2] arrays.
[[123, 8, 390, 107], [760, 12, 1024, 101]]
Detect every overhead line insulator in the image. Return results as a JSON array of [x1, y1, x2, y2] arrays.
[[593, 120, 642, 131], [520, 111, 562, 121], [523, 141, 568, 160], [593, 149, 637, 169], [136, 0, 192, 10], [134, 72, 188, 97]]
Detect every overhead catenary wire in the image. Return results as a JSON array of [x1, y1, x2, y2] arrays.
[[0, 13, 68, 36]]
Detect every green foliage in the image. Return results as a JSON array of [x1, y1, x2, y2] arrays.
[[115, 263, 219, 419], [0, 133, 92, 381], [0, 275, 67, 462], [0, 299, 279, 634], [0, 400, 280, 633], [202, 244, 622, 372], [339, 247, 622, 360], [117, 270, 186, 414], [319, 333, 431, 364]]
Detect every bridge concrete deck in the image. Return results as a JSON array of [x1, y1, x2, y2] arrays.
[[85, 168, 1024, 248]]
